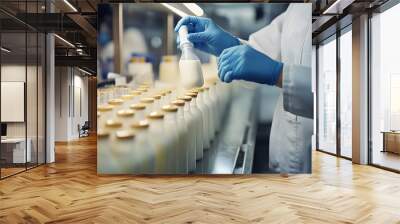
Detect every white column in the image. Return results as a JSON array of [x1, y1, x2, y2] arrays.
[[352, 14, 369, 164], [46, 32, 55, 163]]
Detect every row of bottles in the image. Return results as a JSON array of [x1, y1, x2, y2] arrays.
[[97, 82, 232, 174]]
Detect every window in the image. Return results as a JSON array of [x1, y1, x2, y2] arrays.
[[370, 3, 400, 171], [0, 1, 46, 179], [318, 37, 337, 154], [339, 28, 352, 158]]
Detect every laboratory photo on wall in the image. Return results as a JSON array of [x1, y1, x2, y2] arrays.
[[97, 3, 313, 175]]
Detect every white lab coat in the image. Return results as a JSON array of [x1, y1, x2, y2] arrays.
[[248, 3, 313, 173]]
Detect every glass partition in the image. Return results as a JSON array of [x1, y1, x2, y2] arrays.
[[317, 36, 337, 154], [0, 1, 46, 179], [339, 28, 352, 158], [38, 32, 46, 165], [370, 3, 400, 171], [0, 30, 28, 177], [27, 31, 38, 169]]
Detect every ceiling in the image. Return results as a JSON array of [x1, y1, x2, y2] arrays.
[[0, 0, 394, 72]]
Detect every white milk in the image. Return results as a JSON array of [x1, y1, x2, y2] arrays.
[[179, 59, 204, 89]]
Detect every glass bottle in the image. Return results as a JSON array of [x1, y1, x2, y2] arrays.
[[108, 98, 124, 108], [185, 92, 205, 160], [97, 104, 115, 129], [129, 103, 147, 121], [131, 119, 153, 174], [152, 94, 163, 110], [198, 87, 214, 143], [120, 94, 135, 109], [161, 105, 182, 174], [178, 25, 204, 89], [208, 82, 220, 133], [104, 119, 123, 132], [140, 97, 155, 114], [177, 96, 198, 172], [171, 100, 189, 174], [112, 130, 137, 173], [146, 112, 169, 174], [97, 129, 110, 174], [188, 90, 210, 150], [116, 109, 135, 129]]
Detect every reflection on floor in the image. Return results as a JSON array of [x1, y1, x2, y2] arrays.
[[373, 150, 400, 171], [1, 163, 45, 179], [1, 135, 400, 223], [0, 167, 25, 178]]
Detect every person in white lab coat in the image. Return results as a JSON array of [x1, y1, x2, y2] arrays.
[[175, 4, 313, 173]]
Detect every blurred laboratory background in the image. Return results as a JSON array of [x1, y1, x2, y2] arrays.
[[98, 3, 288, 81]]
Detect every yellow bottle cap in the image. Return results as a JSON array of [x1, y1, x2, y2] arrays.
[[130, 90, 142, 96], [115, 130, 135, 140], [98, 104, 114, 112], [108, 99, 124, 105], [137, 87, 148, 92], [105, 119, 122, 128], [140, 97, 155, 103], [177, 96, 192, 102], [129, 103, 146, 110], [153, 94, 162, 100], [186, 92, 197, 97], [121, 94, 135, 100], [171, 100, 185, 107], [147, 111, 164, 119], [97, 129, 110, 138], [117, 109, 135, 117], [131, 120, 150, 129], [162, 105, 178, 112], [188, 89, 199, 94]]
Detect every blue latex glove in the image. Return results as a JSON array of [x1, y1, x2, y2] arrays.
[[175, 16, 240, 56], [218, 45, 283, 85]]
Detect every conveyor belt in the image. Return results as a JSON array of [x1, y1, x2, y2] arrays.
[[195, 83, 259, 174]]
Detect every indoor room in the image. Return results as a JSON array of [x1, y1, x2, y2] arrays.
[[0, 6, 46, 178], [0, 0, 400, 223]]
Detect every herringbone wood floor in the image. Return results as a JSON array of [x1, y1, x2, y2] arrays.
[[1, 135, 400, 224]]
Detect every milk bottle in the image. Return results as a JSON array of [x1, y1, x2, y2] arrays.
[[185, 92, 205, 159], [140, 97, 155, 114], [161, 105, 181, 174], [104, 119, 123, 132], [116, 109, 135, 129], [98, 105, 115, 129], [171, 100, 190, 174], [97, 129, 111, 174], [112, 130, 137, 173], [178, 25, 204, 89], [131, 120, 153, 174], [146, 112, 169, 174], [196, 87, 214, 143], [202, 86, 216, 139], [187, 90, 210, 150], [129, 103, 146, 121], [177, 96, 198, 172]]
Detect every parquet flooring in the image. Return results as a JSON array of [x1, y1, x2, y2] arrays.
[[1, 135, 400, 223]]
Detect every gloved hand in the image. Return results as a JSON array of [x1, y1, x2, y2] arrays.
[[217, 45, 283, 85], [175, 16, 240, 56]]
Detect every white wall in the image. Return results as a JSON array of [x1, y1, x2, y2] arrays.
[[55, 67, 89, 141], [1, 64, 46, 164], [1, 65, 38, 138]]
